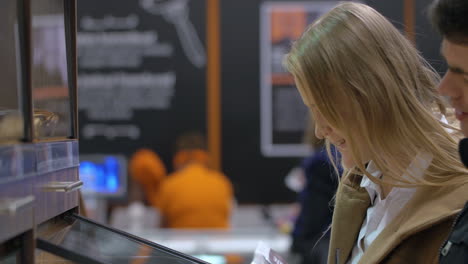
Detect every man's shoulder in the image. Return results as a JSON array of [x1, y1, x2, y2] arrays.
[[439, 201, 468, 263], [452, 201, 468, 237]]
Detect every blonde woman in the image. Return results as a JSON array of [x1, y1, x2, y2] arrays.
[[285, 2, 468, 264]]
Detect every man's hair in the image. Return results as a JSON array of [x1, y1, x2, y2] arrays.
[[430, 0, 468, 44]]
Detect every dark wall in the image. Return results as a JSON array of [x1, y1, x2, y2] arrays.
[[77, 0, 444, 204], [220, 0, 443, 204], [414, 0, 446, 74], [368, 0, 445, 72], [221, 0, 298, 204]]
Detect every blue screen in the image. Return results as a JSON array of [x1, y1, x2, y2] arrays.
[[80, 156, 122, 195]]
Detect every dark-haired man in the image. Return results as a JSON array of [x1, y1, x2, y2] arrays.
[[430, 0, 468, 262]]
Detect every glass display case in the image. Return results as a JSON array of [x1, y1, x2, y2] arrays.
[[0, 0, 209, 263], [31, 0, 74, 140], [0, 0, 77, 144], [36, 214, 208, 264]]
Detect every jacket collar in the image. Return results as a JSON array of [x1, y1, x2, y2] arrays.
[[328, 174, 370, 264], [360, 181, 468, 263], [329, 174, 468, 264]]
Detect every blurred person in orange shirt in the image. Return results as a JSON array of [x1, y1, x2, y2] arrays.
[[110, 148, 167, 230], [129, 148, 167, 208], [158, 132, 234, 229]]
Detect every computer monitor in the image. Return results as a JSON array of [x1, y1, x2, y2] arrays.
[[79, 154, 127, 198]]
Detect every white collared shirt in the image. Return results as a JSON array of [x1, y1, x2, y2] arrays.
[[346, 152, 433, 264]]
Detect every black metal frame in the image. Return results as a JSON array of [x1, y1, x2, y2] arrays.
[[17, 0, 33, 142], [64, 0, 78, 140]]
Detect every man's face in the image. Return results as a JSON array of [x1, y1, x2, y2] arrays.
[[439, 39, 468, 136]]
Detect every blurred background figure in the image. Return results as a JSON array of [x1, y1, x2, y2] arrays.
[[157, 131, 235, 229], [129, 149, 168, 208], [110, 148, 167, 231], [290, 118, 339, 264]]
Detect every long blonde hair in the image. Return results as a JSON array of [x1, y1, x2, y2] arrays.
[[285, 2, 467, 187]]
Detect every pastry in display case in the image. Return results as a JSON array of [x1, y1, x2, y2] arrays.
[[0, 109, 61, 142], [0, 110, 24, 143]]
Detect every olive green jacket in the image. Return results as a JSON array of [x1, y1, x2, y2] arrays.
[[328, 174, 468, 264]]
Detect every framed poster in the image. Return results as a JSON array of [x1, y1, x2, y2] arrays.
[[260, 1, 341, 157]]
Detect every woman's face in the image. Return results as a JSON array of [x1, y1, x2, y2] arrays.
[[310, 105, 360, 169], [295, 77, 370, 169]]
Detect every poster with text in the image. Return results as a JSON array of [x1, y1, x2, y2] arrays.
[[260, 1, 340, 157]]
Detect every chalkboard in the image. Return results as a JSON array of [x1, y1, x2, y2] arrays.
[[77, 0, 207, 173]]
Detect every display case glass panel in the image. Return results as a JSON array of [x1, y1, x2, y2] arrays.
[[0, 0, 24, 143], [31, 0, 72, 139], [37, 214, 208, 264]]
